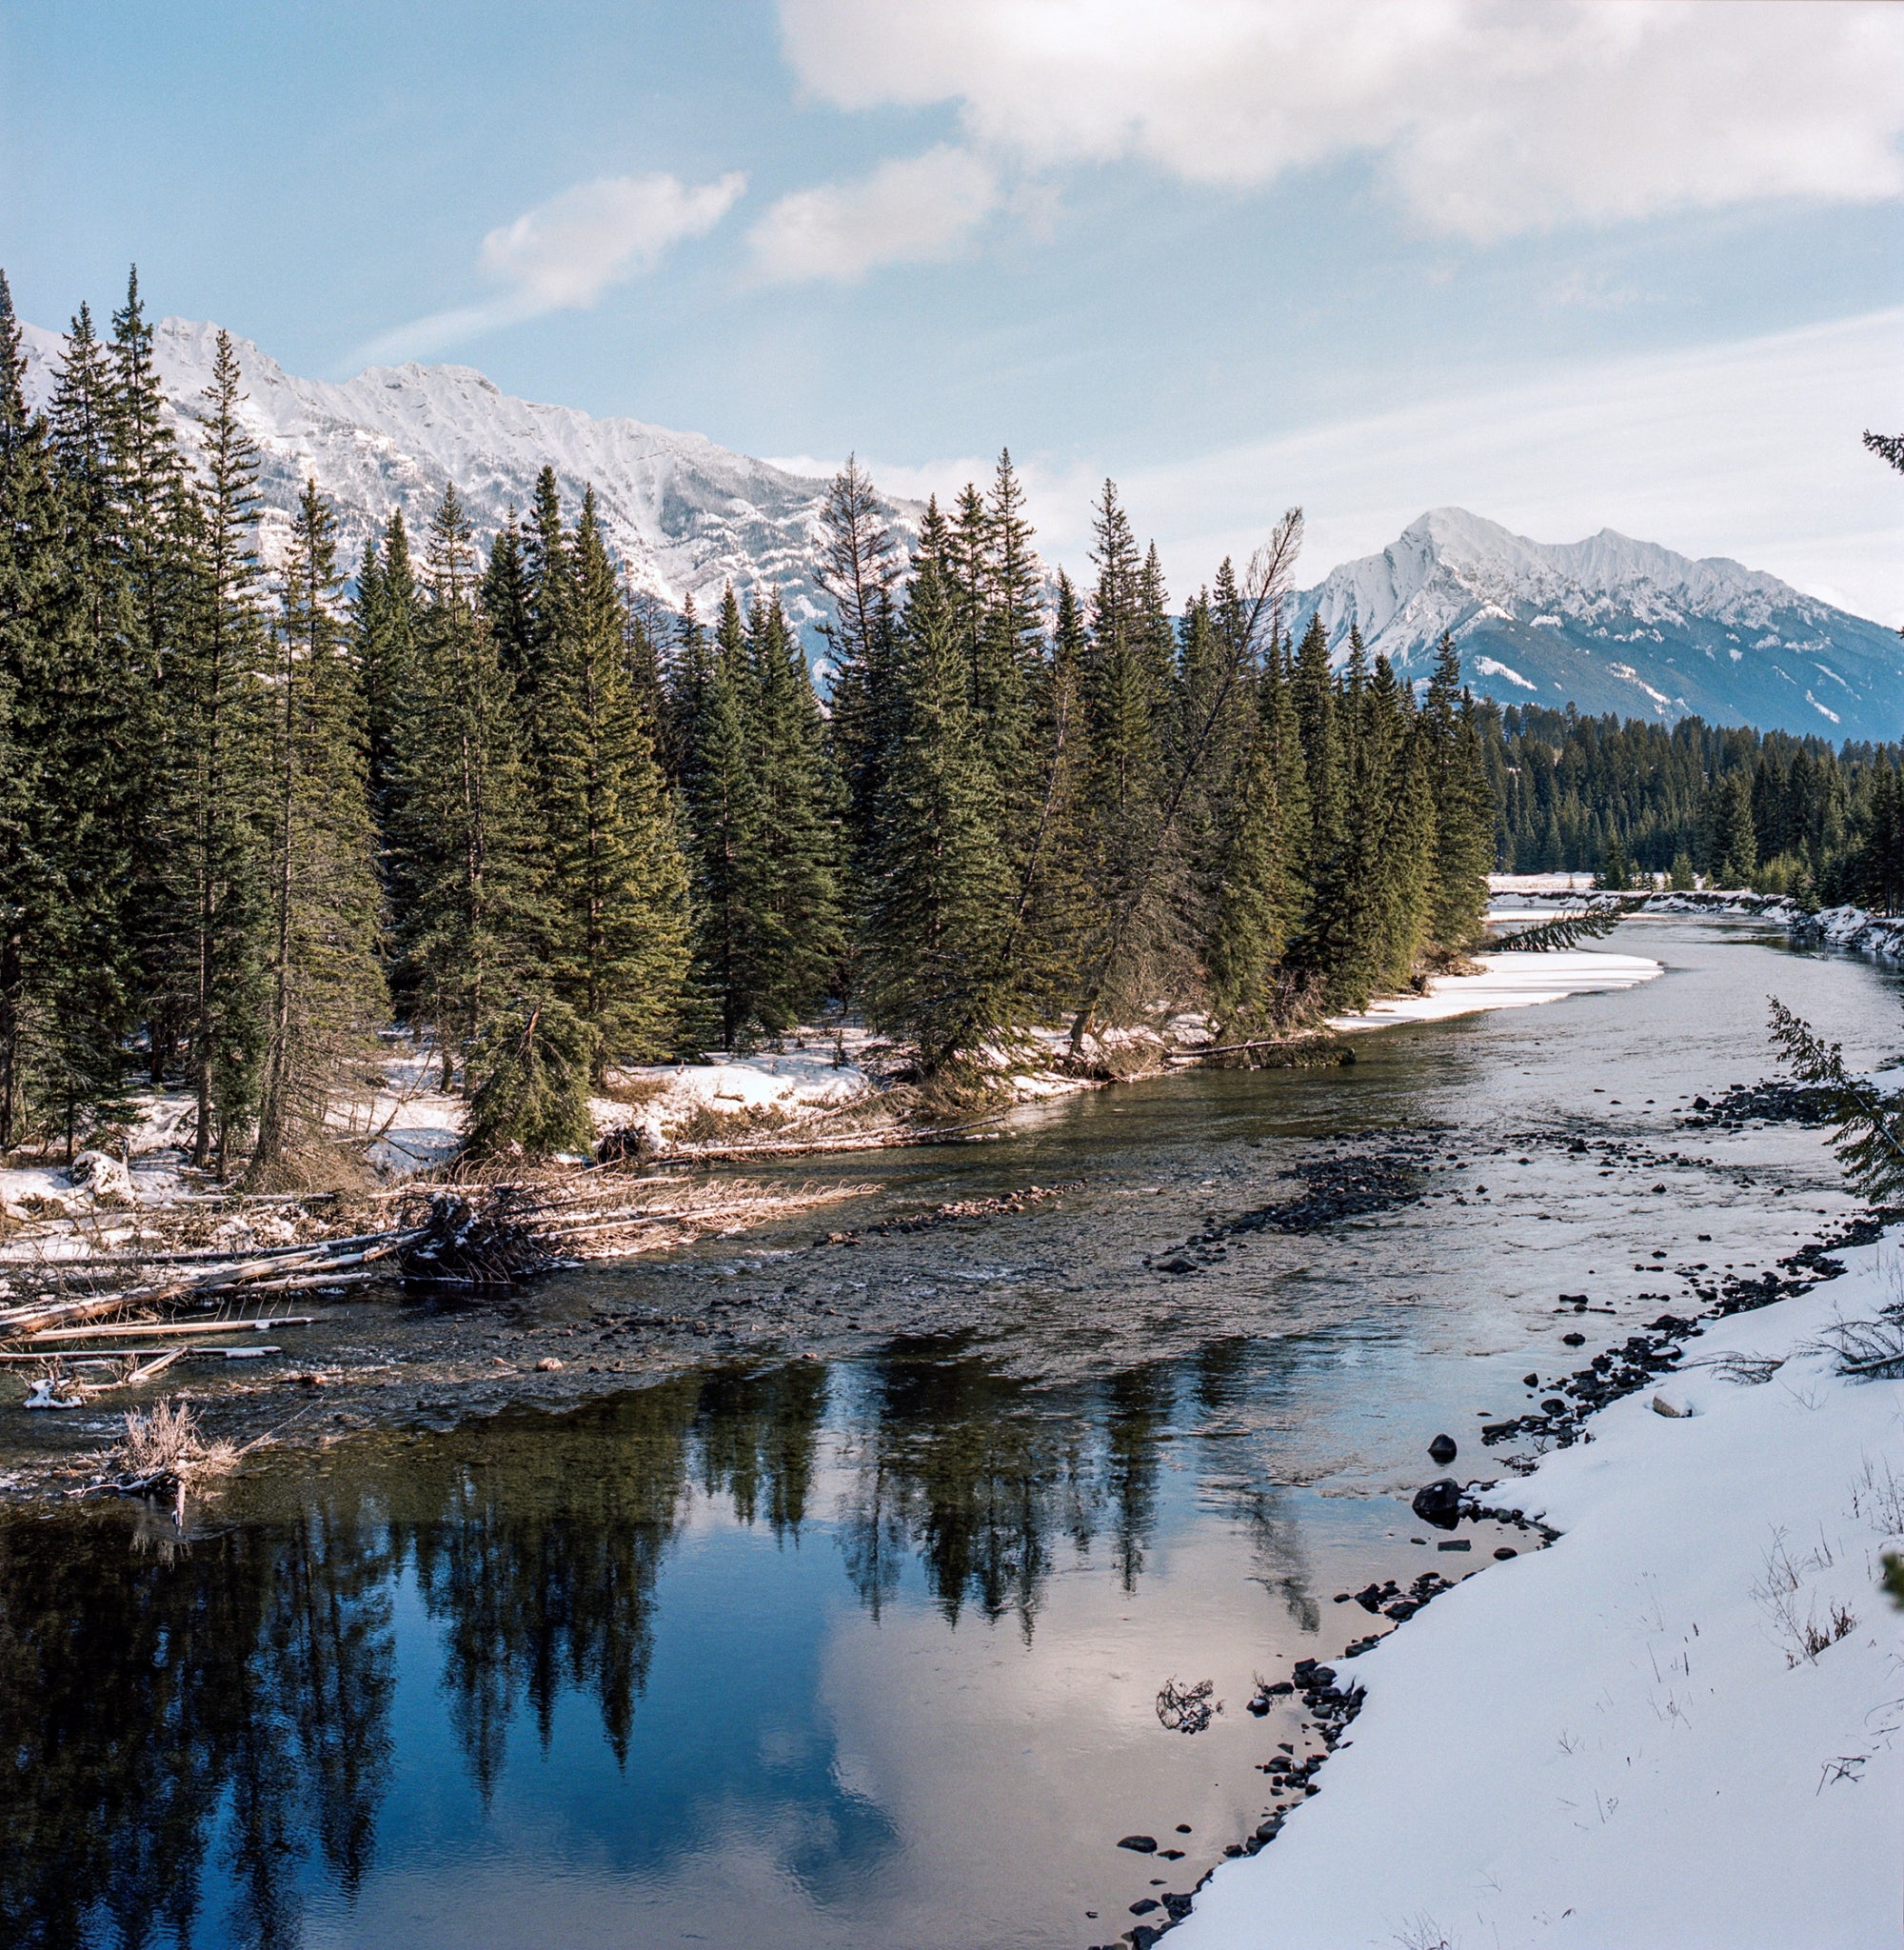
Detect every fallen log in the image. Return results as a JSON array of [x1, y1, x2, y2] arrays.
[[23, 1315, 319, 1343], [643, 1112, 1008, 1164]]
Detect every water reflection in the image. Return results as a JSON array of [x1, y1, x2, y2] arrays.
[[0, 1348, 1202, 1949]]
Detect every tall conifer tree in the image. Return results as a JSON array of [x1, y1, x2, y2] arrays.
[[542, 488, 691, 1069], [251, 480, 386, 1178]]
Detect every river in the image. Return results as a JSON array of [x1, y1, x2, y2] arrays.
[[2, 917, 1894, 1950]]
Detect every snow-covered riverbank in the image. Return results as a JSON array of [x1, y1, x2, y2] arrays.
[[1328, 948, 1660, 1033], [1173, 1239, 1904, 1950]]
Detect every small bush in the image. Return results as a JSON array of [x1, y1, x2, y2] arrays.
[[464, 996, 598, 1160]]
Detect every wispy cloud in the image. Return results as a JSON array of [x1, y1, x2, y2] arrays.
[[748, 145, 998, 284], [780, 308, 1904, 627], [361, 170, 746, 364], [779, 0, 1904, 244]]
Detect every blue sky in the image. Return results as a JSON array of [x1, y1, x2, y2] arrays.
[[4, 0, 1902, 615]]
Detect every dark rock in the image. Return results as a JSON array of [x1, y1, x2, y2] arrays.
[[1118, 1835, 1158, 1853], [1129, 1897, 1160, 1915], [1158, 1256, 1198, 1275], [1427, 1433, 1458, 1464], [1562, 1332, 1586, 1346], [1410, 1478, 1463, 1528], [1541, 1398, 1567, 1414], [1437, 1539, 1472, 1551], [1164, 1894, 1195, 1920], [1522, 1372, 1540, 1387], [1175, 1822, 1193, 1834], [1130, 1929, 1162, 1950], [1158, 1848, 1184, 1860], [1494, 1546, 1518, 1560], [1263, 1681, 1294, 1697]]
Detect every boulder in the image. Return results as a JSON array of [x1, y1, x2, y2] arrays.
[[1410, 1477, 1464, 1528]]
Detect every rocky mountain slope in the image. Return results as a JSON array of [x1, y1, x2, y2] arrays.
[[19, 315, 899, 641]]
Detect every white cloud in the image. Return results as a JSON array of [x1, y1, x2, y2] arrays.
[[778, 0, 1904, 242], [363, 170, 746, 361], [748, 145, 999, 283], [785, 308, 1904, 627]]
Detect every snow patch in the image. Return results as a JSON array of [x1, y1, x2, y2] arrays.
[[1171, 1239, 1904, 1950], [1473, 655, 1537, 690]]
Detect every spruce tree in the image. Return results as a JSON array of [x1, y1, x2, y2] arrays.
[[683, 587, 769, 1048], [541, 488, 691, 1070], [357, 507, 417, 846], [147, 329, 272, 1169], [251, 480, 386, 1181], [0, 272, 68, 1151], [745, 588, 845, 1031], [1205, 627, 1310, 1033], [861, 547, 1016, 1071], [1420, 634, 1494, 955], [1011, 567, 1095, 1018], [387, 486, 543, 1088]]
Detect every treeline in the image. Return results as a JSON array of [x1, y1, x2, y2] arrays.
[[0, 269, 1493, 1172], [1486, 705, 1904, 902]]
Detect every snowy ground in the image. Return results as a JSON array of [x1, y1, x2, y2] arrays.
[[1328, 948, 1661, 1034], [601, 1038, 874, 1150], [1172, 1241, 1904, 1950]]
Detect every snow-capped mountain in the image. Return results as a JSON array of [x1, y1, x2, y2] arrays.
[[1289, 507, 1904, 741], [20, 321, 1899, 739], [18, 316, 908, 642]]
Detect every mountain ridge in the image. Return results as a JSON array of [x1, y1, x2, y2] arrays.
[[19, 314, 899, 642], [21, 318, 1900, 740], [1288, 507, 1904, 741]]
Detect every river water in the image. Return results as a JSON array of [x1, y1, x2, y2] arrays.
[[3, 919, 1896, 1950]]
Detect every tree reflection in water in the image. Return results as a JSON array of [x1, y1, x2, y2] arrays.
[[0, 1346, 1215, 1948]]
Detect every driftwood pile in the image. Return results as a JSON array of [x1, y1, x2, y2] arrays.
[[0, 1171, 879, 1409]]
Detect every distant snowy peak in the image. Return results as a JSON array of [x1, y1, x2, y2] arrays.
[[18, 315, 912, 641], [1301, 507, 1820, 653], [1291, 508, 1904, 743]]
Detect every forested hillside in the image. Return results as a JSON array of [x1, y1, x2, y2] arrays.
[[0, 274, 1494, 1173], [1486, 704, 1904, 899]]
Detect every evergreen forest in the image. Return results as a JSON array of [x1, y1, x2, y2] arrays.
[[0, 273, 1503, 1170], [1487, 706, 1904, 900]]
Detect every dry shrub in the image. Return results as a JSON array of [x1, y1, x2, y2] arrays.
[[594, 1072, 668, 1109], [121, 1397, 235, 1482], [670, 1099, 793, 1146]]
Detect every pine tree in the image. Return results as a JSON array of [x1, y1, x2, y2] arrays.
[[0, 271, 68, 1151], [1420, 635, 1494, 955], [745, 588, 845, 1030], [357, 507, 417, 845], [861, 548, 1016, 1071], [1291, 610, 1342, 868], [541, 488, 691, 1070], [815, 460, 904, 901], [1205, 627, 1310, 1033], [1011, 567, 1095, 1017], [1709, 770, 1758, 888], [683, 587, 769, 1048], [387, 486, 543, 1087], [149, 329, 272, 1169], [1069, 481, 1169, 1041], [251, 479, 386, 1181]]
